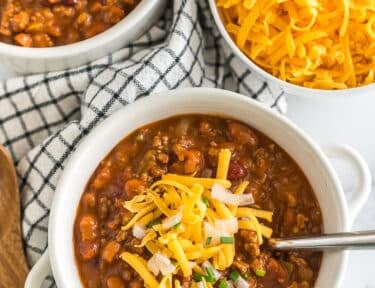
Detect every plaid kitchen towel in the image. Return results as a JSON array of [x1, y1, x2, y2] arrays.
[[0, 0, 285, 285]]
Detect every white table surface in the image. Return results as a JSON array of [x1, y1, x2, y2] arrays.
[[1, 68, 374, 287], [287, 94, 375, 288]]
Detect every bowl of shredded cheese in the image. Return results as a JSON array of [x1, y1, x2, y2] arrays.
[[209, 0, 375, 96]]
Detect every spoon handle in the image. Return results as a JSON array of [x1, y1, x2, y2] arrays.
[[269, 230, 375, 250]]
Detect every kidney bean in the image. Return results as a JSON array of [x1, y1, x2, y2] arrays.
[[63, 0, 78, 5], [228, 161, 247, 180], [40, 0, 53, 6]]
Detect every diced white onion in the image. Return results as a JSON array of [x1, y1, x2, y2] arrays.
[[212, 183, 254, 206], [202, 260, 221, 281], [234, 276, 249, 288], [132, 224, 146, 239], [188, 261, 196, 269], [204, 222, 221, 245], [162, 211, 182, 230], [204, 219, 238, 245], [147, 254, 160, 276], [227, 280, 235, 288], [214, 219, 238, 234], [197, 282, 205, 288], [155, 253, 176, 276], [147, 253, 176, 276]]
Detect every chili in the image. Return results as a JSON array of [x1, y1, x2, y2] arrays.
[[0, 0, 140, 47], [73, 114, 323, 288]]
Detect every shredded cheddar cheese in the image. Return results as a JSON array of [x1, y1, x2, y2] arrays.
[[217, 0, 375, 89], [120, 149, 273, 287], [120, 252, 159, 287]]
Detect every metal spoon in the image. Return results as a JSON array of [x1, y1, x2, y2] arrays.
[[269, 230, 375, 250], [0, 144, 29, 287]]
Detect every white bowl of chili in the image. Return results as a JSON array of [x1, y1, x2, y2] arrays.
[[26, 88, 371, 287], [0, 0, 165, 74], [207, 0, 375, 98]]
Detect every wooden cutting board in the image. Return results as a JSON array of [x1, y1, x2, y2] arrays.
[[0, 145, 29, 287]]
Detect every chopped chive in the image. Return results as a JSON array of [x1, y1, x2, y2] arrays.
[[230, 270, 240, 282], [255, 268, 266, 277], [173, 222, 181, 229], [218, 280, 229, 288], [220, 236, 234, 244], [205, 236, 212, 246], [201, 277, 208, 288], [147, 219, 160, 228], [193, 272, 205, 282], [243, 271, 251, 279], [205, 267, 216, 282], [202, 197, 210, 207]]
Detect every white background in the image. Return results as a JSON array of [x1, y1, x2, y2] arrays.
[[288, 93, 375, 288], [1, 68, 375, 287]]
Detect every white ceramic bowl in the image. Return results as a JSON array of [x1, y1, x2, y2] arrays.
[[0, 0, 166, 74], [25, 88, 371, 287], [207, 0, 375, 99]]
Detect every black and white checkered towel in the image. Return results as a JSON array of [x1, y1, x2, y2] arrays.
[[0, 0, 286, 283]]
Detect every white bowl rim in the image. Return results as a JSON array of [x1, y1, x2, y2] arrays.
[[49, 87, 350, 287], [207, 0, 375, 98], [0, 0, 156, 59]]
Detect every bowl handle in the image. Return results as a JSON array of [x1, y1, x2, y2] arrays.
[[24, 249, 51, 288], [322, 144, 372, 225]]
